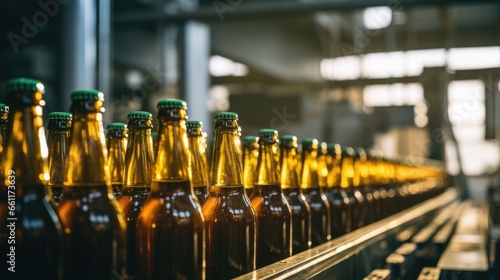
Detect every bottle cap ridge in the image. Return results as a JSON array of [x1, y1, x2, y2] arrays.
[[127, 111, 153, 120], [48, 112, 72, 120], [70, 90, 104, 101], [5, 78, 44, 93]]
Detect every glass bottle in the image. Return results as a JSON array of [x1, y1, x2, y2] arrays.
[[340, 147, 362, 231], [203, 112, 256, 279], [117, 111, 154, 277], [351, 148, 368, 229], [187, 120, 209, 205], [251, 129, 292, 268], [136, 99, 205, 279], [106, 122, 127, 198], [242, 135, 259, 198], [279, 135, 311, 253], [0, 103, 8, 154], [57, 89, 126, 280], [47, 112, 72, 206], [301, 138, 331, 246], [323, 143, 352, 237], [356, 147, 375, 225], [1, 78, 63, 279]]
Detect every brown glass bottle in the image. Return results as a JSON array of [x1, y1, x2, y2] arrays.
[[351, 148, 369, 229], [340, 147, 363, 231], [279, 135, 311, 254], [369, 150, 384, 220], [203, 112, 256, 279], [187, 120, 209, 205], [301, 138, 331, 246], [136, 99, 205, 280], [0, 103, 9, 236], [356, 148, 375, 225], [323, 143, 352, 237], [251, 129, 292, 268], [242, 135, 259, 198], [57, 90, 126, 280], [1, 78, 63, 280], [106, 122, 127, 198], [117, 111, 154, 277], [47, 112, 72, 206]]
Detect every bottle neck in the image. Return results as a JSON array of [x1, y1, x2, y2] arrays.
[[328, 156, 341, 189], [243, 146, 258, 189], [301, 149, 319, 189], [154, 119, 191, 181], [123, 127, 154, 187], [48, 130, 70, 186], [317, 153, 329, 188], [255, 142, 280, 185], [3, 106, 49, 186], [210, 128, 243, 187], [107, 136, 127, 185], [188, 134, 208, 187], [340, 155, 354, 189], [280, 147, 300, 189], [65, 111, 109, 186], [358, 158, 370, 186]]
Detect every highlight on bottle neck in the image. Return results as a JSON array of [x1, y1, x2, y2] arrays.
[[124, 111, 154, 187], [340, 147, 355, 188], [210, 112, 244, 187], [325, 143, 342, 188], [255, 129, 280, 185], [279, 135, 300, 189], [300, 138, 319, 189]]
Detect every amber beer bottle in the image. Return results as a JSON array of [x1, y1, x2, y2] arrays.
[[0, 103, 7, 153], [301, 139, 331, 246], [47, 112, 72, 205], [279, 135, 312, 253], [356, 148, 375, 225], [351, 148, 369, 229], [340, 147, 363, 230], [106, 122, 127, 198], [187, 120, 209, 205], [203, 112, 256, 279], [117, 111, 154, 276], [323, 143, 352, 237], [1, 78, 63, 279], [137, 99, 205, 279], [251, 129, 292, 268], [242, 135, 259, 198], [57, 90, 126, 280]]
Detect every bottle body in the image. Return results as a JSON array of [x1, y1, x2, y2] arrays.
[[137, 180, 205, 279], [252, 184, 292, 267], [204, 185, 256, 279], [282, 188, 311, 253], [59, 184, 126, 279]]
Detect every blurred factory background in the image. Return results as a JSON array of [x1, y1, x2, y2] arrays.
[[0, 0, 499, 199]]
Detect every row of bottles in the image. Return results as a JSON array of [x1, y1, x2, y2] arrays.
[[0, 78, 448, 280]]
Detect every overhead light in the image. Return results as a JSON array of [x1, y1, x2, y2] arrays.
[[363, 6, 392, 30], [447, 47, 500, 70], [209, 55, 248, 77]]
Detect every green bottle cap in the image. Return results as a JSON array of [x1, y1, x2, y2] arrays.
[[279, 135, 297, 148], [341, 146, 355, 157], [302, 138, 318, 150], [214, 112, 238, 120], [258, 129, 278, 137], [70, 90, 104, 101], [157, 99, 187, 109], [0, 103, 9, 114], [186, 120, 202, 128], [242, 136, 258, 143], [48, 112, 72, 120], [5, 78, 44, 93], [127, 111, 152, 120], [106, 122, 127, 131]]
